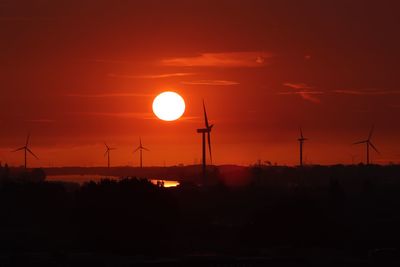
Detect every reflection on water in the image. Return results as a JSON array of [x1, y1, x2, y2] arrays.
[[47, 175, 180, 187], [150, 179, 180, 188]]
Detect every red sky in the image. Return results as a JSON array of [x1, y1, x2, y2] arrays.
[[1, 0, 400, 167]]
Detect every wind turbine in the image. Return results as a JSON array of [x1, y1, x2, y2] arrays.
[[12, 133, 38, 169], [298, 127, 308, 166], [196, 100, 213, 177], [134, 137, 149, 168], [104, 143, 116, 168], [353, 125, 379, 165]]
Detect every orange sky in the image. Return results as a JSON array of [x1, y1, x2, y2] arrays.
[[1, 0, 400, 167]]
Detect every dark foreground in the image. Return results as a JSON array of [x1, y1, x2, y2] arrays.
[[1, 164, 400, 266]]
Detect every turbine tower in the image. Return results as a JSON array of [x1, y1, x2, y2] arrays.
[[196, 100, 213, 177], [104, 143, 116, 168], [134, 137, 149, 168], [353, 125, 379, 165], [298, 127, 308, 166], [12, 134, 39, 169]]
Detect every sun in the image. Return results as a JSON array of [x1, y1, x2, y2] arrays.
[[152, 91, 185, 121]]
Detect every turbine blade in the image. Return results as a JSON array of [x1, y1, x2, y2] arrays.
[[26, 133, 30, 147], [368, 125, 374, 140], [139, 137, 142, 147], [203, 100, 210, 129], [142, 147, 150, 151], [26, 148, 39, 159], [133, 147, 140, 153], [353, 140, 367, 145], [104, 142, 109, 150], [12, 147, 25, 152], [369, 141, 380, 154], [104, 150, 109, 157], [300, 127, 304, 139], [207, 132, 212, 164]]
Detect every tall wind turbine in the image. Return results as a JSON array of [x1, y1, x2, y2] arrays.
[[196, 100, 213, 177], [12, 134, 39, 169], [298, 127, 308, 166], [134, 137, 149, 168], [104, 143, 116, 168], [353, 126, 379, 165]]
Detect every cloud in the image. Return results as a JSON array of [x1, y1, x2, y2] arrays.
[[91, 59, 132, 64], [71, 112, 200, 122], [181, 80, 239, 86], [161, 51, 271, 68], [297, 92, 323, 104], [177, 116, 202, 122], [108, 72, 196, 79], [281, 82, 322, 104], [279, 91, 323, 104], [333, 89, 400, 95], [66, 93, 151, 98], [0, 17, 53, 21], [26, 119, 55, 123], [70, 112, 155, 120], [283, 82, 314, 90], [279, 87, 400, 104]]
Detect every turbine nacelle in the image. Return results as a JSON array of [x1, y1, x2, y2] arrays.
[[104, 143, 116, 156], [134, 137, 149, 168], [12, 134, 39, 168], [134, 137, 149, 153], [297, 127, 308, 166], [353, 140, 369, 144], [353, 125, 380, 164], [197, 128, 210, 133], [197, 100, 214, 176], [103, 142, 116, 168]]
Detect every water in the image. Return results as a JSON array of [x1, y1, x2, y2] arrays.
[[47, 174, 180, 187], [149, 179, 180, 188]]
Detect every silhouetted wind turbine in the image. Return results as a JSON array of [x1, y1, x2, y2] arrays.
[[196, 100, 213, 177], [353, 125, 379, 165], [12, 134, 38, 169], [134, 137, 149, 168], [298, 127, 308, 166], [104, 143, 116, 168]]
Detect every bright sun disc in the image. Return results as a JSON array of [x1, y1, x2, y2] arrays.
[[152, 91, 185, 121]]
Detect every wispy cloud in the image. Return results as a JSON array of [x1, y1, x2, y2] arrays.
[[283, 82, 314, 90], [297, 91, 323, 104], [161, 51, 271, 68], [280, 82, 322, 104], [278, 91, 323, 104], [108, 72, 196, 79], [177, 116, 202, 122], [0, 16, 53, 21], [91, 59, 133, 64], [71, 112, 199, 122], [26, 119, 55, 123], [70, 112, 154, 119], [389, 104, 400, 109], [66, 93, 151, 98], [333, 89, 400, 95], [181, 80, 239, 86]]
